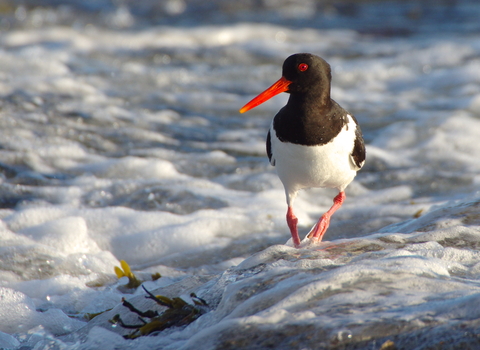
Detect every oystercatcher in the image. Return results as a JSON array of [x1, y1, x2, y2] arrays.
[[240, 53, 365, 248]]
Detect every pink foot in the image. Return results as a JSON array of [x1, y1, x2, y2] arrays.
[[308, 214, 331, 242], [308, 191, 346, 243]]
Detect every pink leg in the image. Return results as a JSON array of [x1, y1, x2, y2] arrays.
[[308, 191, 346, 242], [287, 206, 301, 248]]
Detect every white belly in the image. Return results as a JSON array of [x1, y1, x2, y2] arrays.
[[270, 115, 358, 204]]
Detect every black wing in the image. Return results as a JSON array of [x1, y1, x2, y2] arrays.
[[351, 122, 366, 169], [266, 130, 275, 166]]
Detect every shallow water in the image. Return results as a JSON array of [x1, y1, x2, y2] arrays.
[[1, 0, 480, 349]]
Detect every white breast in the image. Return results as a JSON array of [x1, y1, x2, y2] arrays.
[[270, 114, 359, 205]]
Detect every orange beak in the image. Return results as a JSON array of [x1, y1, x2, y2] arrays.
[[239, 76, 292, 114]]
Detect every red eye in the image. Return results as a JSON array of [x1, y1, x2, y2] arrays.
[[298, 63, 308, 72]]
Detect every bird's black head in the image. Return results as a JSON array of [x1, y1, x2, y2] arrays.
[[282, 53, 332, 95], [239, 53, 333, 114]]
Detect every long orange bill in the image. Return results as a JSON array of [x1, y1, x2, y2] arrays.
[[239, 76, 292, 114]]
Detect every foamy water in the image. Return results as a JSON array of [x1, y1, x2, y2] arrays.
[[1, 1, 480, 349]]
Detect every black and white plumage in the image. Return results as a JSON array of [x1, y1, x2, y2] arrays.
[[240, 53, 366, 248]]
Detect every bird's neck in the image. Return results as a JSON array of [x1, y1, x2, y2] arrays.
[[274, 94, 347, 146], [286, 91, 333, 120]]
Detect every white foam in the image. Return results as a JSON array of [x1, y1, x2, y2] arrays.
[[0, 287, 84, 335], [0, 331, 20, 349], [19, 216, 100, 254]]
